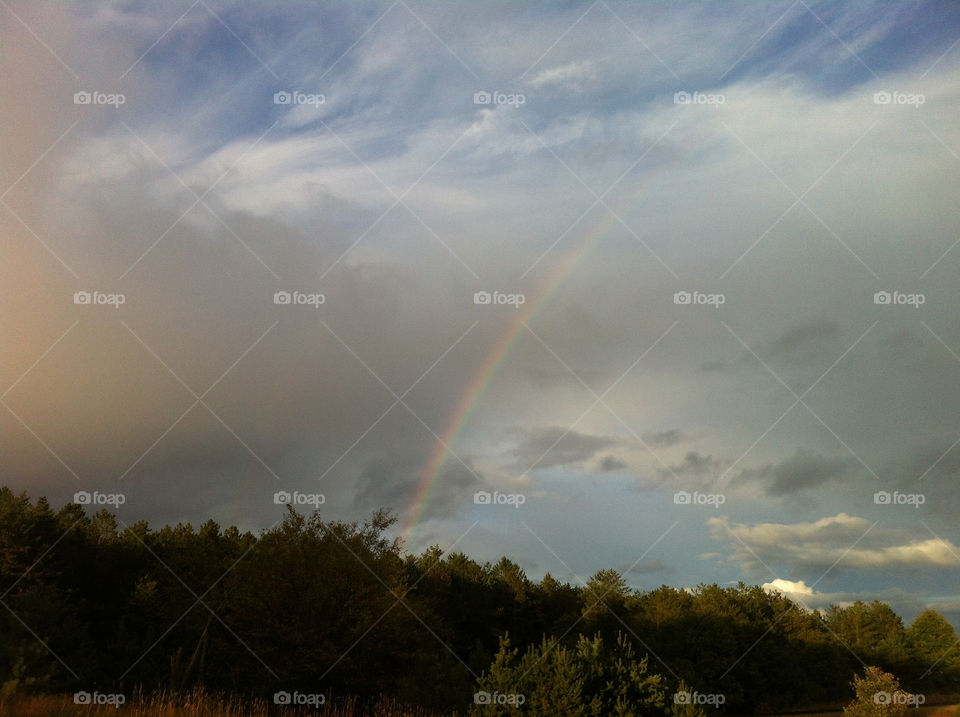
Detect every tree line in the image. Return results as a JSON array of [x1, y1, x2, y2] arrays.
[[1, 487, 957, 714]]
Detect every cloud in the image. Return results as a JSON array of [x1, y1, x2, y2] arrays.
[[598, 455, 628, 472], [353, 457, 478, 521], [701, 320, 841, 373], [618, 559, 668, 576], [709, 514, 960, 574], [661, 451, 724, 483], [505, 427, 619, 472], [736, 448, 856, 495], [763, 578, 814, 597], [642, 429, 687, 448], [528, 60, 597, 89]]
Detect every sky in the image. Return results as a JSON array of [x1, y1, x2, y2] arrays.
[[2, 0, 959, 628]]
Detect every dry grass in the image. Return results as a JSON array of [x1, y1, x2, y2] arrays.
[[760, 703, 960, 717], [0, 689, 448, 717]]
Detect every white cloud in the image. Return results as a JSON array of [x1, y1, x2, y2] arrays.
[[763, 578, 814, 596], [529, 60, 597, 89], [710, 514, 960, 572]]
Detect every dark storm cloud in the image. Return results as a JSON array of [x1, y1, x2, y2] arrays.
[[353, 457, 479, 520], [641, 429, 687, 448], [735, 448, 856, 496], [506, 427, 619, 472], [599, 455, 628, 472], [700, 320, 841, 373], [660, 452, 723, 483]]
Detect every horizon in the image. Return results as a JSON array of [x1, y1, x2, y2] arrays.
[[6, 484, 952, 628]]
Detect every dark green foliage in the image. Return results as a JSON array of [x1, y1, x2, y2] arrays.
[[471, 632, 669, 716], [904, 608, 960, 689], [0, 487, 957, 713]]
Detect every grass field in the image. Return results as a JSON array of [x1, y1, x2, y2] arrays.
[[0, 690, 447, 717], [3, 690, 959, 717]]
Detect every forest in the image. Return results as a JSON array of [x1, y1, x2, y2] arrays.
[[1, 487, 958, 715]]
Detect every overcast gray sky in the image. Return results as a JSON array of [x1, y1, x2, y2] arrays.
[[2, 0, 959, 626]]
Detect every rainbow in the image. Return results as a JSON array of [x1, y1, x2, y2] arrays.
[[403, 149, 683, 544]]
